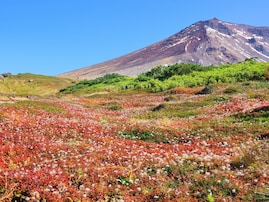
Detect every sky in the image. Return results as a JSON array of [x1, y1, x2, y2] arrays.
[[1, 0, 269, 76]]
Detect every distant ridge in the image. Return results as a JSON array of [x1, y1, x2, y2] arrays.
[[58, 18, 269, 79]]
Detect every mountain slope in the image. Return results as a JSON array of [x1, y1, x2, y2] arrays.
[[58, 18, 269, 79]]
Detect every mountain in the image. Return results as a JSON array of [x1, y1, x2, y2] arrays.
[[58, 18, 269, 80]]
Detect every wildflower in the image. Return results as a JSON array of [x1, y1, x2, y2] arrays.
[[31, 191, 40, 200]]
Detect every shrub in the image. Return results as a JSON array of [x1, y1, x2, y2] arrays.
[[108, 105, 123, 111], [265, 66, 269, 80], [223, 87, 238, 94], [118, 129, 170, 143]]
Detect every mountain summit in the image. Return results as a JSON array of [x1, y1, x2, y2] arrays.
[[58, 18, 269, 79]]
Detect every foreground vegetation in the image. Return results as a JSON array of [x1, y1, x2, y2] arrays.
[[0, 61, 268, 201]]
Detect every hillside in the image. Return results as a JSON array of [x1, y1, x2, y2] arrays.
[[58, 18, 269, 80], [0, 73, 73, 97], [59, 60, 269, 94]]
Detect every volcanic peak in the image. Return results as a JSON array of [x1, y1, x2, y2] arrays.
[[58, 18, 269, 79]]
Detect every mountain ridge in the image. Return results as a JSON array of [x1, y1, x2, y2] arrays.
[[58, 18, 269, 79]]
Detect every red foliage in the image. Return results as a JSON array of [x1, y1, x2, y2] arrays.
[[0, 93, 268, 201]]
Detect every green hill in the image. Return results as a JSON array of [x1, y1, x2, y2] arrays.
[[0, 73, 73, 96]]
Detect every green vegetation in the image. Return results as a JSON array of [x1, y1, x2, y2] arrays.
[[2, 100, 65, 113], [59, 73, 131, 94], [0, 73, 72, 96], [108, 105, 123, 111], [59, 60, 269, 94], [233, 107, 269, 123], [139, 102, 204, 119], [223, 87, 239, 94], [118, 129, 171, 143], [254, 190, 269, 202]]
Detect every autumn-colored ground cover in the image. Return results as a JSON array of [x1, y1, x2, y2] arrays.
[[0, 82, 269, 201]]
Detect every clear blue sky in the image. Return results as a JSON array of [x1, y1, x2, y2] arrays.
[[1, 0, 268, 76]]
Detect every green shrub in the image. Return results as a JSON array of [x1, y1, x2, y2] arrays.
[[118, 129, 170, 143], [223, 87, 238, 94], [108, 105, 123, 111]]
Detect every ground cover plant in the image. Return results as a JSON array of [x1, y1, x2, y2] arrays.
[[0, 61, 269, 201]]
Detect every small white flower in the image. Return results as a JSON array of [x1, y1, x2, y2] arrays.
[[225, 178, 230, 183]]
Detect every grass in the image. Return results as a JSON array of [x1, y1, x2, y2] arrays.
[[254, 188, 269, 202], [223, 87, 239, 94], [118, 129, 171, 143], [138, 99, 210, 119], [2, 100, 65, 113], [0, 73, 73, 96], [190, 175, 238, 199]]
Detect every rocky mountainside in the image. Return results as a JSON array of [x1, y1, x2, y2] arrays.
[[58, 18, 269, 79]]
